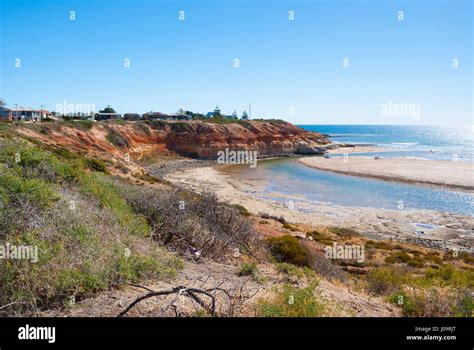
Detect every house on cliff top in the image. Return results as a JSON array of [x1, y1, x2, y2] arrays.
[[0, 106, 49, 122]]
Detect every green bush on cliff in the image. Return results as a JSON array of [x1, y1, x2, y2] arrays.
[[105, 127, 130, 148], [267, 235, 309, 267]]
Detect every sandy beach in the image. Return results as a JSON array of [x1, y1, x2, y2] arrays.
[[298, 156, 474, 191]]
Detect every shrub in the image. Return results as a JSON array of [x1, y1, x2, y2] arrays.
[[79, 173, 150, 237], [306, 230, 333, 245], [267, 235, 309, 266], [424, 265, 474, 289], [423, 252, 443, 265], [276, 262, 305, 278], [366, 266, 407, 295], [0, 140, 80, 182], [62, 120, 93, 131], [388, 287, 473, 317], [238, 263, 260, 281], [144, 120, 166, 129], [366, 240, 393, 250], [276, 262, 316, 284], [257, 282, 324, 317], [118, 185, 259, 260], [171, 122, 192, 133], [239, 262, 257, 276], [445, 251, 474, 265], [454, 289, 474, 317], [328, 227, 360, 237], [105, 127, 129, 148], [311, 253, 347, 282], [133, 122, 152, 136], [385, 251, 424, 268], [84, 157, 107, 173], [459, 252, 474, 264], [108, 119, 126, 126], [232, 204, 251, 217], [282, 223, 298, 231]]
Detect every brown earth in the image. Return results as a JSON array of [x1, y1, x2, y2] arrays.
[[17, 120, 330, 162]]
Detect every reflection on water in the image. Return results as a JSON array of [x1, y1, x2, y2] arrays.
[[224, 158, 474, 216], [300, 125, 474, 162]]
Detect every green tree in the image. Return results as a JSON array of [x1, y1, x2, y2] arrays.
[[213, 105, 222, 118], [100, 105, 116, 113], [241, 111, 249, 120]]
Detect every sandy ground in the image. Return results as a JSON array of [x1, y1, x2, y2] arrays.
[[298, 156, 474, 190], [164, 166, 474, 253], [42, 260, 397, 317]]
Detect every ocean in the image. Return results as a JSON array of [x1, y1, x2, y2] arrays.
[[225, 125, 474, 216], [299, 125, 473, 162]]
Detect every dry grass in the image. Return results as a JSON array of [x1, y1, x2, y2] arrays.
[[116, 184, 261, 261]]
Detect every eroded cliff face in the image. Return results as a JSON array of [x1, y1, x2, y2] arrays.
[[150, 120, 330, 158], [16, 120, 330, 160]]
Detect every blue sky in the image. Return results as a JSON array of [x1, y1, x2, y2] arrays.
[[0, 0, 472, 125]]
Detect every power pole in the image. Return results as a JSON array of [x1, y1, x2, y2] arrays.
[[40, 104, 44, 123]]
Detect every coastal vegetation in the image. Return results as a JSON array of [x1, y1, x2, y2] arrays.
[[267, 235, 309, 267], [0, 140, 182, 315], [257, 282, 324, 317], [0, 120, 471, 317]]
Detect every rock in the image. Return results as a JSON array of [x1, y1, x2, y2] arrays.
[[296, 141, 325, 155]]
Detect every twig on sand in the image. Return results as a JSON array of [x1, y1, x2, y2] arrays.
[[117, 286, 216, 317]]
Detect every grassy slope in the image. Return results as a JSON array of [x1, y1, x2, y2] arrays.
[[0, 139, 182, 315]]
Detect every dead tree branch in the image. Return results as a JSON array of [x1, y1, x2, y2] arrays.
[[117, 286, 216, 317]]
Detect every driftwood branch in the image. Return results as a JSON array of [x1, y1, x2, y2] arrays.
[[117, 273, 261, 317], [117, 286, 216, 317]]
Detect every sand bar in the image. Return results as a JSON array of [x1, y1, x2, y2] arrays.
[[298, 156, 474, 191]]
